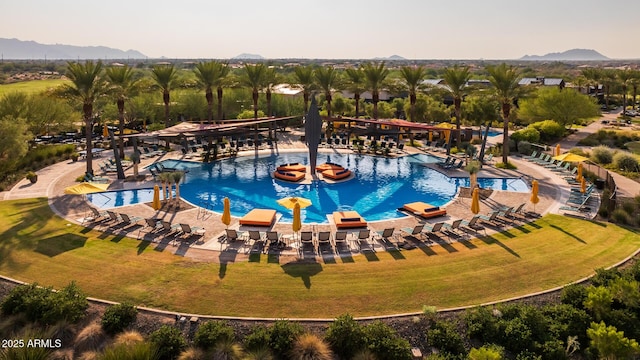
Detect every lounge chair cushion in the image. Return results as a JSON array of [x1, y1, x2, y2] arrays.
[[239, 209, 277, 226], [403, 201, 447, 219], [333, 211, 367, 228], [277, 163, 306, 172], [322, 168, 351, 180], [274, 170, 305, 182], [316, 162, 344, 172]]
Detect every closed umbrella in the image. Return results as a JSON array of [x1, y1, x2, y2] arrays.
[[103, 124, 109, 138], [221, 197, 231, 228], [555, 144, 561, 156], [580, 177, 587, 193], [576, 162, 583, 182], [470, 187, 480, 214], [277, 197, 312, 210], [530, 180, 540, 212], [292, 203, 301, 240], [428, 131, 433, 142], [152, 185, 161, 210]]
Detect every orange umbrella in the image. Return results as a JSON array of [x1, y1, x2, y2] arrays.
[[152, 185, 161, 210], [576, 162, 583, 182], [103, 124, 109, 138], [292, 202, 301, 239], [470, 188, 480, 214], [221, 197, 231, 228], [530, 180, 540, 212], [428, 131, 433, 142], [580, 177, 587, 193], [555, 144, 561, 157]]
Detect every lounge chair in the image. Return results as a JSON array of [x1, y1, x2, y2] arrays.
[[522, 150, 539, 161], [247, 230, 263, 252], [478, 210, 502, 227], [179, 223, 205, 240], [84, 173, 109, 183], [442, 219, 463, 236], [138, 218, 163, 239], [333, 231, 348, 249], [461, 215, 486, 234], [333, 211, 367, 229], [225, 229, 243, 242], [119, 213, 143, 227], [317, 231, 332, 252], [424, 222, 445, 236], [265, 231, 282, 251], [299, 231, 315, 255], [401, 224, 426, 240], [402, 201, 447, 219], [376, 228, 398, 249], [356, 229, 374, 252], [239, 209, 277, 226]]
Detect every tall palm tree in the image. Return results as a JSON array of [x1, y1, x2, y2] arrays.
[[362, 62, 389, 119], [314, 66, 340, 119], [344, 67, 366, 118], [486, 63, 521, 165], [293, 65, 315, 113], [213, 62, 230, 121], [240, 64, 266, 148], [630, 70, 640, 111], [151, 64, 178, 128], [582, 67, 603, 103], [62, 60, 106, 176], [442, 65, 471, 144], [193, 61, 218, 123], [601, 69, 617, 110], [105, 65, 138, 158], [262, 67, 280, 118], [617, 69, 634, 113], [572, 75, 588, 94], [398, 65, 427, 122]]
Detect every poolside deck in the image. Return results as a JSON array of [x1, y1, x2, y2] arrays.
[[0, 130, 600, 263]]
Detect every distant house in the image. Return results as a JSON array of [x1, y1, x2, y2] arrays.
[[271, 84, 304, 98], [518, 76, 565, 89], [341, 90, 393, 102]]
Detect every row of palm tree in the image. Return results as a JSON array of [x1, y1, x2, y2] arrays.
[[581, 67, 640, 111]]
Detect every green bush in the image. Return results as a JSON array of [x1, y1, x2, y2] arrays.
[[621, 201, 637, 215], [101, 302, 137, 334], [268, 320, 304, 359], [561, 284, 588, 310], [591, 146, 614, 165], [325, 314, 366, 359], [517, 141, 533, 155], [591, 267, 622, 287], [193, 320, 235, 350], [611, 208, 633, 225], [427, 320, 466, 356], [0, 282, 87, 325], [243, 324, 272, 352], [530, 120, 565, 141], [613, 152, 639, 172], [511, 127, 540, 145], [363, 321, 412, 360], [149, 325, 187, 360]]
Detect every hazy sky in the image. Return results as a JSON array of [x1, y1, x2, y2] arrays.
[[2, 0, 639, 59]]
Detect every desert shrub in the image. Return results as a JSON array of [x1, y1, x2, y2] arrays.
[[530, 120, 564, 141], [511, 127, 540, 145], [113, 330, 144, 346], [74, 322, 108, 354], [611, 208, 633, 225], [211, 337, 244, 360], [468, 344, 504, 360], [193, 320, 235, 350], [591, 145, 614, 164], [290, 333, 333, 360], [268, 320, 304, 359], [243, 325, 272, 353], [621, 201, 637, 215], [427, 320, 466, 356], [150, 325, 187, 360], [325, 314, 366, 359], [176, 347, 205, 360], [465, 306, 501, 342], [101, 340, 157, 360], [613, 152, 639, 172], [591, 267, 622, 287], [517, 141, 533, 155], [0, 282, 87, 325], [561, 284, 588, 309], [362, 321, 412, 360], [101, 302, 137, 334]]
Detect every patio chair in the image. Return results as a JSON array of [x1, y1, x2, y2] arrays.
[[461, 215, 486, 235], [225, 229, 244, 242], [333, 231, 348, 249], [478, 210, 502, 227], [401, 224, 426, 240], [376, 228, 398, 249], [119, 213, 143, 227], [265, 231, 282, 252], [424, 222, 445, 237], [179, 223, 205, 240], [299, 231, 315, 255], [106, 210, 122, 225], [84, 207, 109, 226], [247, 230, 264, 252], [357, 229, 374, 252], [317, 231, 332, 253], [442, 219, 463, 236], [138, 218, 162, 239]]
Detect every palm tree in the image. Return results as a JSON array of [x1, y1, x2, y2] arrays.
[[151, 64, 178, 128], [344, 67, 366, 118], [572, 75, 589, 94], [601, 69, 617, 110], [486, 63, 521, 165], [213, 62, 230, 121], [262, 67, 280, 118], [62, 60, 106, 176], [193, 61, 218, 123], [315, 65, 339, 119], [398, 65, 427, 121], [293, 65, 315, 113], [362, 62, 389, 119], [105, 65, 138, 159], [617, 69, 634, 113], [442, 65, 471, 144], [630, 70, 640, 111], [582, 67, 603, 103], [240, 64, 266, 147]]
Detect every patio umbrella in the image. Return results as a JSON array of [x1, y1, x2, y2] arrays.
[[221, 197, 231, 228], [428, 131, 433, 142], [292, 202, 301, 239], [152, 185, 161, 210], [530, 180, 540, 212], [576, 162, 583, 182], [555, 144, 561, 156], [580, 177, 587, 193], [552, 152, 588, 163], [103, 124, 109, 138], [470, 187, 480, 214], [277, 197, 312, 210], [64, 182, 109, 195]]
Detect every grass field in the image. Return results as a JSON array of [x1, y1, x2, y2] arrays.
[[1, 198, 639, 318], [0, 79, 69, 96]]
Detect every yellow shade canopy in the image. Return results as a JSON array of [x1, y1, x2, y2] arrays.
[[292, 203, 301, 233], [277, 197, 312, 210], [552, 152, 588, 163], [221, 197, 231, 227], [470, 188, 480, 214], [64, 182, 110, 195]]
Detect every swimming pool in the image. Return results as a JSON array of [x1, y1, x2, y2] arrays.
[[88, 153, 528, 224]]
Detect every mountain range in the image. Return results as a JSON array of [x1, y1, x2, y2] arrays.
[[0, 38, 146, 60], [519, 48, 609, 61]]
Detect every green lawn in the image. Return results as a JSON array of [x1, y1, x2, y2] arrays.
[[1, 198, 639, 318], [0, 79, 69, 96]]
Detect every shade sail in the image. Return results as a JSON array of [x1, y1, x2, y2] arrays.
[[64, 182, 109, 195]]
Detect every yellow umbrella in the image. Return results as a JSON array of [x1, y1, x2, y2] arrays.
[[103, 124, 109, 138], [221, 197, 231, 228], [435, 122, 455, 129], [152, 185, 161, 210], [470, 187, 480, 214], [277, 197, 312, 210], [444, 129, 450, 143], [64, 182, 109, 195], [576, 162, 583, 182], [530, 180, 540, 211], [552, 152, 588, 163], [428, 131, 433, 142], [555, 144, 561, 156], [580, 177, 587, 193], [292, 203, 301, 238]]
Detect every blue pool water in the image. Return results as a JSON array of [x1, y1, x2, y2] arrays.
[[88, 153, 528, 224]]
